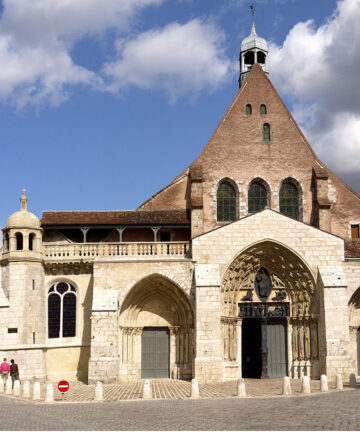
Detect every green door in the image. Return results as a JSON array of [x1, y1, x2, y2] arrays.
[[357, 329, 360, 376], [141, 327, 170, 379], [267, 318, 287, 378]]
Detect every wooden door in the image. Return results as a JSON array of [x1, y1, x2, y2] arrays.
[[267, 318, 287, 378], [141, 327, 170, 379]]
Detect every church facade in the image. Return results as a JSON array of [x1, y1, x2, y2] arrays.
[[1, 23, 360, 384]]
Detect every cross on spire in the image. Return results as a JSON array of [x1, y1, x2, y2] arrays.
[[250, 3, 255, 18]]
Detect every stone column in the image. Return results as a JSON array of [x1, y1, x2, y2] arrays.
[[237, 319, 242, 376], [194, 264, 223, 383], [287, 318, 293, 378], [169, 327, 179, 379]]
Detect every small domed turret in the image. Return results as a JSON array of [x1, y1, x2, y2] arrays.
[[6, 190, 40, 229], [239, 21, 269, 87], [3, 190, 42, 255]]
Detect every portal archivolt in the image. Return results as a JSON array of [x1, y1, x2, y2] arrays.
[[221, 240, 319, 378], [119, 274, 194, 380]]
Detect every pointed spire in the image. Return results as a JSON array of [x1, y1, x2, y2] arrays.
[[20, 189, 27, 212], [251, 20, 257, 36]]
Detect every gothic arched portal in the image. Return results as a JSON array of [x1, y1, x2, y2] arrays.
[[119, 274, 194, 380], [221, 240, 319, 379]]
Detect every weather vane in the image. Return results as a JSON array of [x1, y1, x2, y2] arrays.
[[250, 3, 255, 18]]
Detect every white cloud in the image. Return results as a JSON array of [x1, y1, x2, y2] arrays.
[[103, 20, 231, 100], [0, 0, 163, 107], [268, 0, 360, 174], [0, 0, 163, 44]]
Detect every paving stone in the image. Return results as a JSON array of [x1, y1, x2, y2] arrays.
[[0, 386, 360, 430]]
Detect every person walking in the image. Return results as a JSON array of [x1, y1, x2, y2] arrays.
[[0, 358, 10, 384], [10, 359, 19, 389]]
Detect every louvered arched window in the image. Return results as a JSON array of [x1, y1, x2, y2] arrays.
[[48, 282, 77, 338], [263, 123, 270, 142], [217, 182, 236, 222], [279, 182, 299, 220], [248, 182, 268, 213]]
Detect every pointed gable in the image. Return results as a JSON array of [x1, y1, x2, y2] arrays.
[[139, 64, 360, 239]]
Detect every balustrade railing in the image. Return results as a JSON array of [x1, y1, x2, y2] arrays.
[[43, 242, 190, 260]]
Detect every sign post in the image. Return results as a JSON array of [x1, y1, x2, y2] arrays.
[[58, 380, 69, 401]]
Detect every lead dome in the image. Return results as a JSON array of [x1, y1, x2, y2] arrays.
[[241, 21, 268, 52], [6, 189, 40, 229]]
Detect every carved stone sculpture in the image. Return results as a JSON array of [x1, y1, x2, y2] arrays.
[[292, 324, 298, 361]]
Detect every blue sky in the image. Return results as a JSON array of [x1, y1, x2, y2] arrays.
[[0, 0, 359, 226]]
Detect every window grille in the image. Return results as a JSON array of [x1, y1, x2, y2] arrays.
[[263, 123, 271, 142], [48, 282, 76, 339], [248, 182, 268, 213], [217, 182, 236, 222], [279, 182, 299, 220]]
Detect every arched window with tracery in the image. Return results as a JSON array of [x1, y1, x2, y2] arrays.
[[48, 282, 77, 339], [279, 181, 299, 220], [217, 182, 236, 222], [248, 181, 268, 213]]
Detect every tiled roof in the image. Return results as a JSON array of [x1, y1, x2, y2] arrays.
[[345, 240, 360, 258], [41, 209, 190, 226]]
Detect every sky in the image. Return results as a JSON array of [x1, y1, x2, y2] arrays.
[[0, 0, 359, 226]]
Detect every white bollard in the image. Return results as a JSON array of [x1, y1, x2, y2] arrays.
[[33, 381, 41, 400], [13, 380, 21, 397], [237, 378, 246, 397], [45, 382, 54, 403], [301, 376, 311, 394], [5, 377, 12, 395], [336, 374, 343, 390], [0, 379, 4, 394], [22, 380, 30, 398], [320, 374, 328, 392], [94, 381, 103, 401], [191, 378, 199, 399], [142, 380, 152, 400], [349, 373, 357, 388], [282, 376, 291, 396]]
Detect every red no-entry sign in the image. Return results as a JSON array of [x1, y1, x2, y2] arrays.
[[58, 380, 70, 393]]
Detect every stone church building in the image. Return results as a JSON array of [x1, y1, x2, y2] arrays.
[[1, 23, 360, 384]]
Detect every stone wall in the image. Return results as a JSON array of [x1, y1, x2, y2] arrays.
[[88, 258, 194, 383]]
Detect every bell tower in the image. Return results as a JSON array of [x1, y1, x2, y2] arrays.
[[239, 18, 269, 87]]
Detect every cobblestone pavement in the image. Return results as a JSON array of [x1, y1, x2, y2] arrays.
[[4, 378, 349, 402], [1, 387, 360, 430]]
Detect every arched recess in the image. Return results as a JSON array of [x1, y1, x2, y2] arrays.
[[221, 240, 319, 379], [119, 274, 194, 380], [348, 288, 360, 375]]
